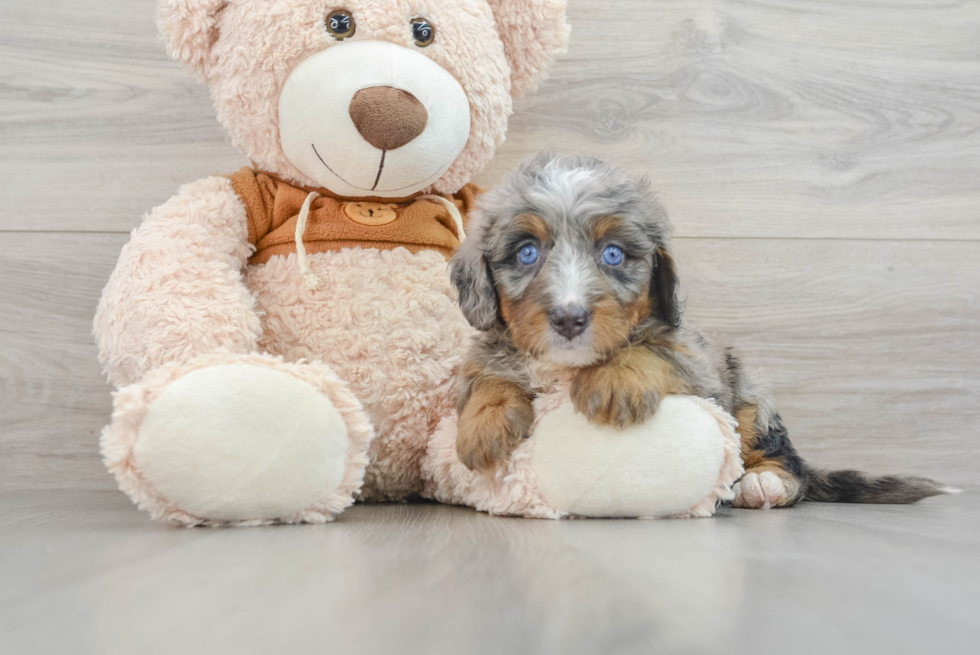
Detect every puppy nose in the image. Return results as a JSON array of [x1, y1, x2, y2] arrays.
[[549, 306, 591, 340], [349, 86, 428, 151]]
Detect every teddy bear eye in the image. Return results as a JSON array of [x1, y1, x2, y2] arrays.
[[411, 18, 435, 47], [326, 9, 356, 40]]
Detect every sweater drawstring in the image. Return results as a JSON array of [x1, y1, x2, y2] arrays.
[[419, 195, 466, 242], [295, 191, 321, 291]]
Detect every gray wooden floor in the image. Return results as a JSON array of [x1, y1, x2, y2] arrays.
[[1, 490, 977, 655], [2, 1, 980, 652]]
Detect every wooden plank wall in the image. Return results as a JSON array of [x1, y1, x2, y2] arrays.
[[2, 0, 978, 491]]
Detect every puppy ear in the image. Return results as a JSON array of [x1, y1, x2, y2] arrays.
[[159, 0, 226, 78], [486, 0, 570, 97], [651, 245, 682, 328], [450, 229, 500, 331]]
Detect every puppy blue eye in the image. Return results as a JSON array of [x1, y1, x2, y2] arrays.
[[518, 244, 539, 265], [602, 245, 624, 266]]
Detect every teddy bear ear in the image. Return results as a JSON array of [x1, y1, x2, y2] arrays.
[[487, 0, 570, 97], [158, 0, 226, 78]]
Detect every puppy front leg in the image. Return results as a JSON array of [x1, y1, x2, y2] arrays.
[[571, 347, 688, 429], [457, 377, 534, 472]]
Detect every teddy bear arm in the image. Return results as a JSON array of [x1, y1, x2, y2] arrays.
[[94, 176, 263, 386]]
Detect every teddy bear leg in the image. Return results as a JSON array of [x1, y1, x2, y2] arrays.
[[422, 413, 563, 519], [102, 353, 374, 526], [423, 395, 744, 519], [524, 396, 744, 518]]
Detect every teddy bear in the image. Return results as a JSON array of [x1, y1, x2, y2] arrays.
[[95, 0, 742, 526]]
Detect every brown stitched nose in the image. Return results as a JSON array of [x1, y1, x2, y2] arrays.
[[349, 86, 428, 151]]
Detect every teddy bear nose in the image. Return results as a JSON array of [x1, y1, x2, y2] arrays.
[[349, 86, 429, 151]]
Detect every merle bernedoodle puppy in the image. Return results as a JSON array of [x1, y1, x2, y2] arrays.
[[449, 152, 949, 508]]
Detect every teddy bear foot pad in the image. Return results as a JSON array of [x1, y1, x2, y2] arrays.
[[425, 395, 744, 520], [102, 355, 375, 526]]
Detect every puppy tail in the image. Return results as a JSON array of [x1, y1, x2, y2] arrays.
[[803, 467, 959, 504]]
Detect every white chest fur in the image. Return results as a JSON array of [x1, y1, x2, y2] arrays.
[[526, 357, 576, 395]]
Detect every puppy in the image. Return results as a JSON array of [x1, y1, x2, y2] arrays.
[[450, 152, 949, 508]]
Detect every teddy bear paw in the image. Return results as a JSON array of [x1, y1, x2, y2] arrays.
[[105, 359, 374, 525]]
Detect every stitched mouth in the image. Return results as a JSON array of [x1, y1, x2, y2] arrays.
[[312, 143, 385, 191], [371, 150, 386, 191], [311, 142, 433, 194], [312, 143, 359, 189]]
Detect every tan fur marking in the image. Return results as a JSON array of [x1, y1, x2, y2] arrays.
[[571, 347, 690, 428], [743, 455, 788, 474], [736, 406, 760, 454], [588, 295, 632, 357], [456, 377, 534, 472], [589, 215, 624, 242], [625, 282, 652, 328], [498, 290, 514, 325], [460, 358, 487, 385], [499, 287, 551, 358], [511, 213, 551, 242], [737, 405, 790, 473]]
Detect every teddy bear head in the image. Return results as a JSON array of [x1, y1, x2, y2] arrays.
[[160, 0, 569, 198]]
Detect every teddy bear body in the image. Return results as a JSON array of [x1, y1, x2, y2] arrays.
[[246, 220, 472, 501]]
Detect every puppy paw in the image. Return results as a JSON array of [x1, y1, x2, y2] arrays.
[[571, 349, 677, 429], [732, 470, 789, 509], [571, 375, 660, 429], [457, 380, 534, 472]]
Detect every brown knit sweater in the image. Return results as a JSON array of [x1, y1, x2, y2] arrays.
[[228, 167, 483, 264]]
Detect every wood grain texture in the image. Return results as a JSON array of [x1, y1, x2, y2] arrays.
[[1, 0, 979, 238], [0, 234, 120, 491], [1, 491, 977, 654], [492, 0, 980, 240], [1, 233, 977, 490], [0, 0, 247, 234]]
